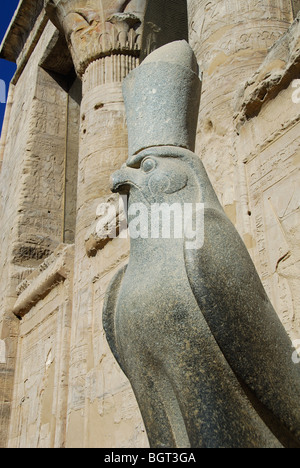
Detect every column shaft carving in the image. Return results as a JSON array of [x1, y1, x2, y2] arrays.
[[82, 54, 139, 92]]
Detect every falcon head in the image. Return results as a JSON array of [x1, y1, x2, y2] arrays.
[[111, 146, 200, 206], [111, 146, 223, 248]]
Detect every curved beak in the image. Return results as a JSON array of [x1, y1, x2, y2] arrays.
[[111, 165, 138, 194]]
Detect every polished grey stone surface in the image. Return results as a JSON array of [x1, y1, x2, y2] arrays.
[[123, 41, 201, 161], [103, 41, 300, 448]]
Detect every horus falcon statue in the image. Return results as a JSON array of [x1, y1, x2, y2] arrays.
[[103, 41, 300, 448]]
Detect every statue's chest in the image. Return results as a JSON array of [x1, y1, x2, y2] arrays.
[[114, 248, 198, 341]]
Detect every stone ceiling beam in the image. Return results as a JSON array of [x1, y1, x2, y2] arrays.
[[0, 0, 45, 63]]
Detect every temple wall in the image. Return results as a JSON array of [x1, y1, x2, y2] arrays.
[[188, 0, 293, 213], [8, 245, 74, 448], [1, 6, 148, 448], [65, 76, 147, 448], [235, 79, 300, 342], [0, 21, 70, 447]]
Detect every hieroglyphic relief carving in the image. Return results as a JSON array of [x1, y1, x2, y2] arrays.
[[246, 122, 300, 339], [189, 0, 292, 54], [187, 0, 293, 234]]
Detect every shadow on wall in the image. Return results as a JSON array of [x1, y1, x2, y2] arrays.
[[141, 0, 188, 61], [292, 0, 300, 18]]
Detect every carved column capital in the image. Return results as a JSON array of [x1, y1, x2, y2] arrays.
[[45, 0, 146, 77]]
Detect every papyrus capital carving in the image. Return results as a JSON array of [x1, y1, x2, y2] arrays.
[[45, 0, 146, 77]]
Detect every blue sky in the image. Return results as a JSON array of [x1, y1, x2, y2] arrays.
[[0, 1, 20, 134]]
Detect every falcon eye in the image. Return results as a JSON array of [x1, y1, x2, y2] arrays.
[[141, 158, 156, 173]]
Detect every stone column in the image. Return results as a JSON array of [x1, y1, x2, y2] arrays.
[[45, 0, 149, 447], [0, 85, 15, 173], [187, 0, 294, 232]]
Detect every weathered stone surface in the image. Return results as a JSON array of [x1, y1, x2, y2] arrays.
[[85, 193, 127, 257], [235, 12, 300, 127], [0, 18, 75, 447], [188, 0, 293, 224], [0, 365, 14, 447], [45, 0, 147, 76], [293, 0, 300, 17], [13, 244, 74, 317], [123, 40, 201, 159], [8, 277, 74, 448], [187, 0, 300, 347], [39, 28, 74, 76], [235, 75, 300, 343]]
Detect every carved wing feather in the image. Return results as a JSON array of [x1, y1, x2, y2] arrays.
[[184, 208, 300, 446], [102, 264, 128, 374]]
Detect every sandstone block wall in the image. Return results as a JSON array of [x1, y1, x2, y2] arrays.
[[65, 76, 148, 447], [234, 15, 300, 340], [188, 0, 293, 217], [0, 18, 71, 446], [188, 0, 300, 343], [8, 245, 74, 448]]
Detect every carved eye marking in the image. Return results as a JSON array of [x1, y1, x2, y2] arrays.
[[142, 158, 156, 173]]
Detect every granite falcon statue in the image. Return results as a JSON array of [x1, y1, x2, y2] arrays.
[[103, 41, 300, 448]]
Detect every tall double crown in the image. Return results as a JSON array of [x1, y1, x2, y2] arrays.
[[122, 40, 202, 164]]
